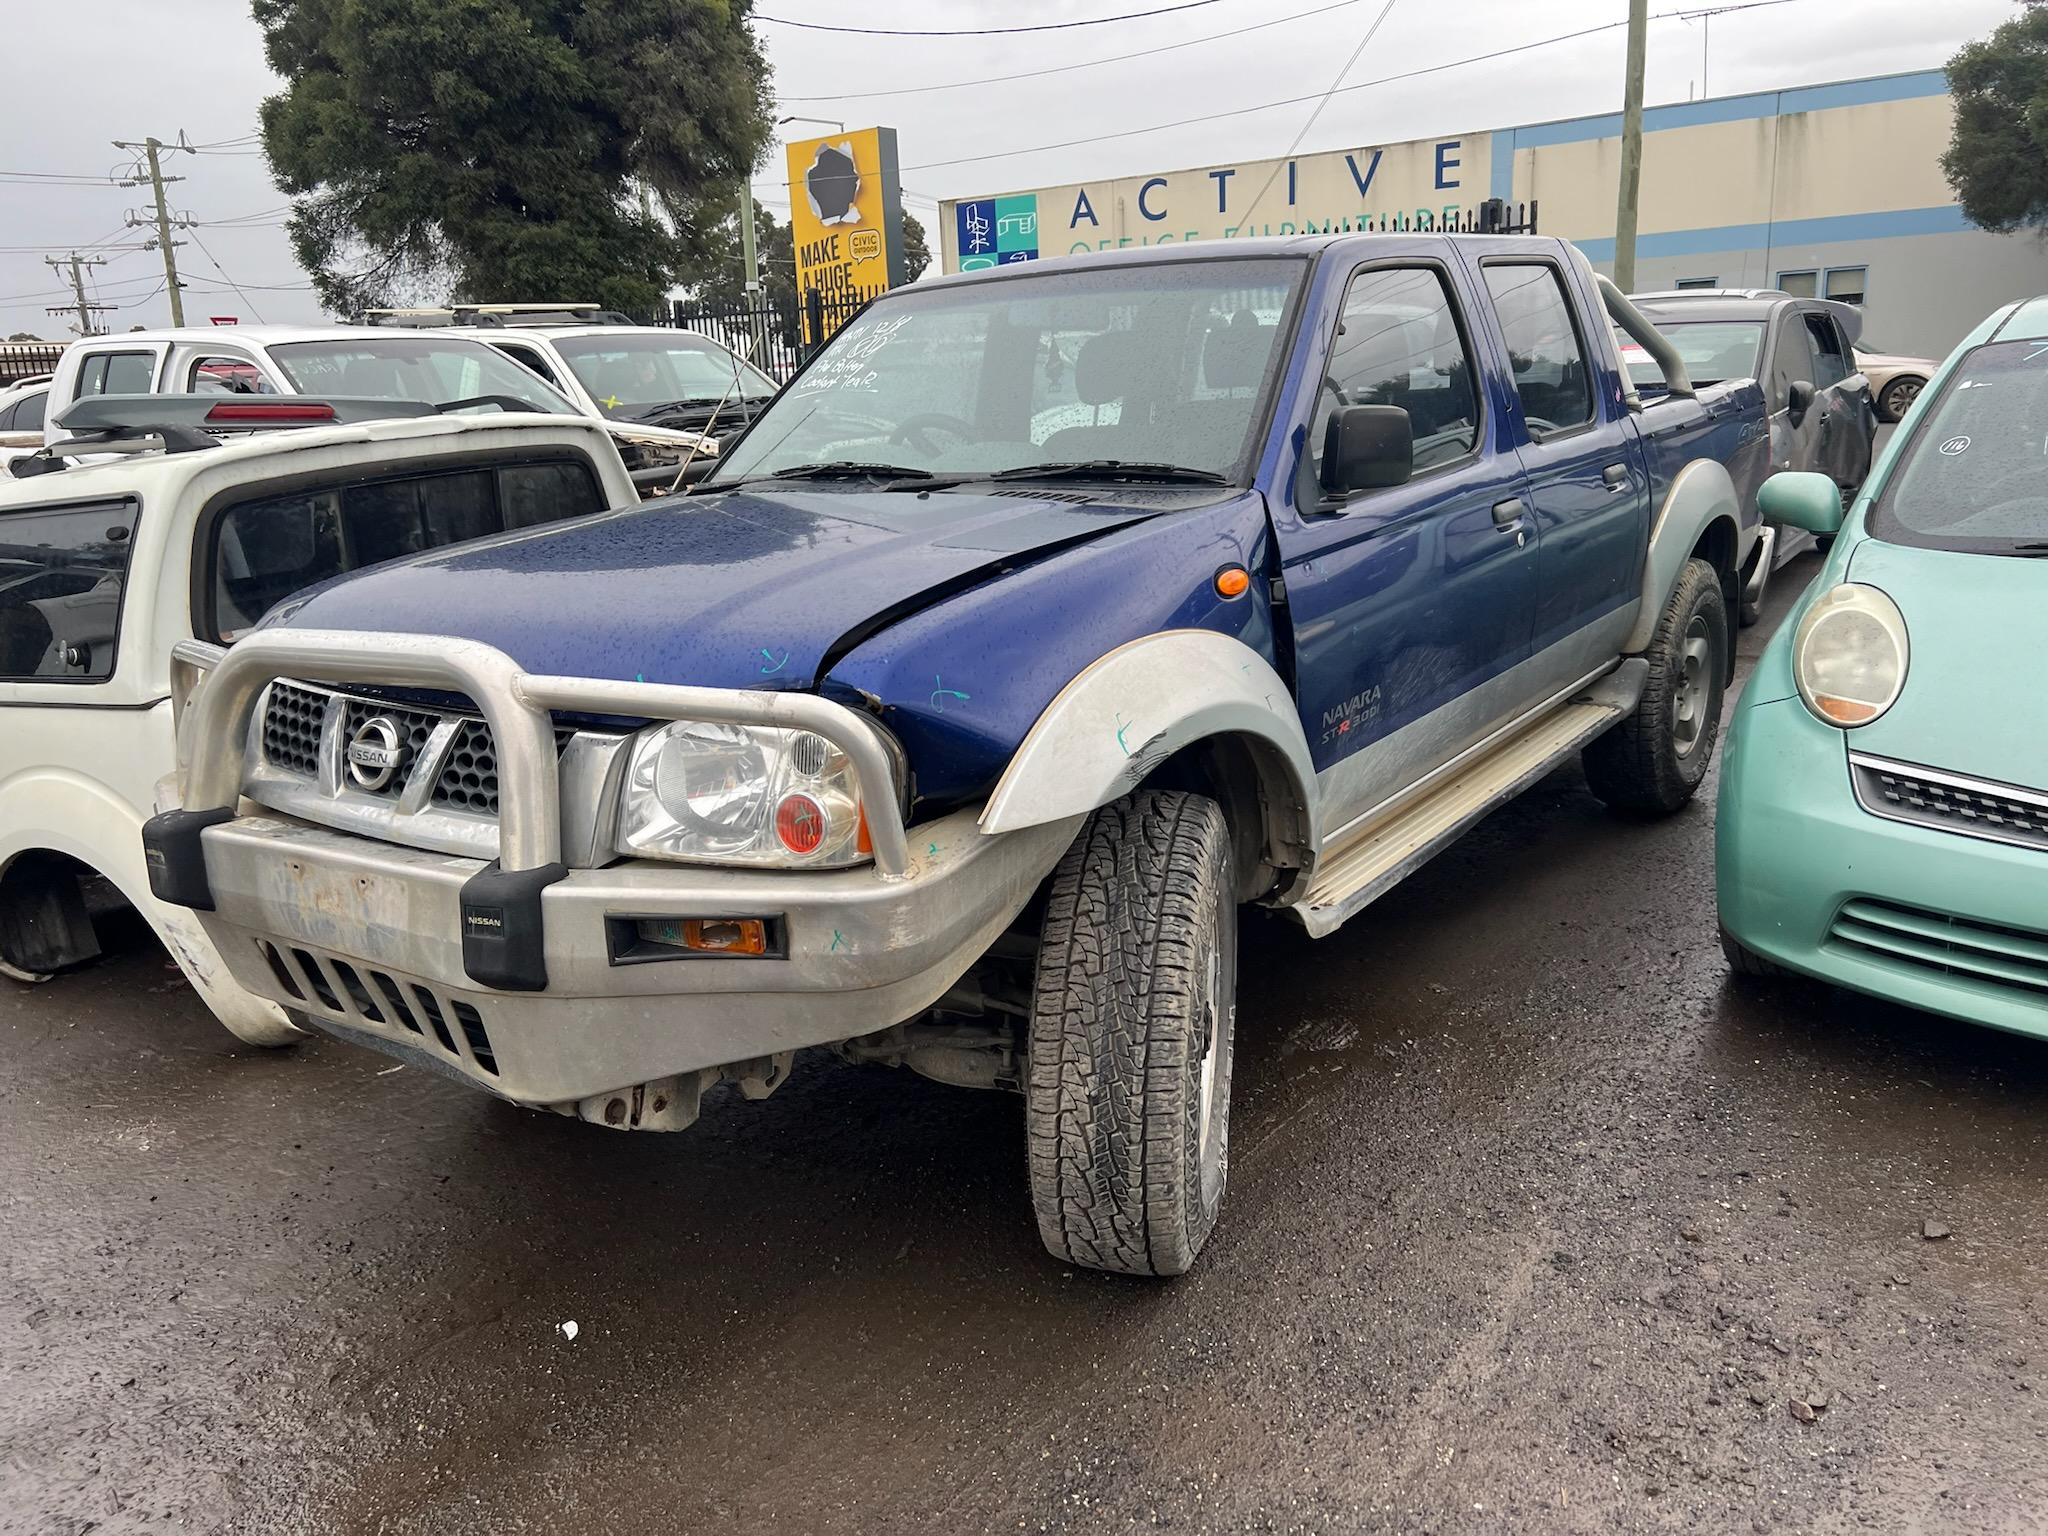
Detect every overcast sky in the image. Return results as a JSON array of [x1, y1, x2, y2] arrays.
[[0, 0, 2019, 337]]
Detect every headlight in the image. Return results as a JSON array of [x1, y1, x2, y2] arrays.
[[615, 720, 885, 867], [614, 431, 716, 468], [1792, 583, 1908, 726]]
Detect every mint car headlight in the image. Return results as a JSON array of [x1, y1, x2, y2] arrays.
[[1792, 584, 1909, 727], [616, 721, 876, 867]]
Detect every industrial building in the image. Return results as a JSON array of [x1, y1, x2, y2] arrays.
[[940, 69, 2044, 359]]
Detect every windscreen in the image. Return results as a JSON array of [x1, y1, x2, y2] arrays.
[[706, 257, 1306, 485], [1621, 319, 1765, 389], [267, 339, 575, 414], [1871, 340, 2048, 556], [551, 334, 777, 420]]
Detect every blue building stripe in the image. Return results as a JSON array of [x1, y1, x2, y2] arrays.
[[1500, 68, 1949, 159], [1489, 129, 1515, 201], [1570, 204, 1973, 263]]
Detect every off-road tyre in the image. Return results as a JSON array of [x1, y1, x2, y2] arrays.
[[1719, 927, 1789, 980], [1025, 791, 1236, 1278], [1583, 556, 1728, 817]]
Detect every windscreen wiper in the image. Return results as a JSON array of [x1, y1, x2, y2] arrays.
[[627, 397, 726, 420], [753, 461, 936, 483], [989, 460, 1230, 485], [2010, 540, 2048, 556]]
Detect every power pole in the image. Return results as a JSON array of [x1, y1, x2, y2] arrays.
[[44, 254, 113, 336], [114, 135, 190, 326], [1612, 0, 1649, 294], [738, 186, 770, 363]]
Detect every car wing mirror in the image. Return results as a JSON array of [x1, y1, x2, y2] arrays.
[[1787, 379, 1816, 421], [1320, 404, 1412, 499], [1756, 470, 1843, 536]]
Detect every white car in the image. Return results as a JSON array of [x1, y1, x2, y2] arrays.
[[0, 374, 50, 455], [43, 326, 713, 496], [0, 395, 636, 1042], [388, 313, 778, 459]]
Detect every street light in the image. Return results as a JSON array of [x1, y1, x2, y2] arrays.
[[777, 115, 846, 135]]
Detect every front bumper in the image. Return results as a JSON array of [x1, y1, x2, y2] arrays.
[[185, 802, 1076, 1105], [1716, 695, 2048, 1039], [147, 628, 1077, 1111]]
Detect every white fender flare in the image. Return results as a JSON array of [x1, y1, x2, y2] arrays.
[[1625, 458, 1744, 655], [979, 630, 1319, 876]]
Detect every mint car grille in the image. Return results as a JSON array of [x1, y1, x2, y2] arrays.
[[1849, 753, 2048, 855], [1829, 899, 2048, 1003]]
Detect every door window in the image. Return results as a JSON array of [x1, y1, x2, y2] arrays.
[[1769, 319, 1817, 406], [0, 497, 139, 680], [72, 351, 156, 401], [188, 355, 272, 394], [14, 389, 45, 431], [207, 459, 605, 639], [1480, 263, 1594, 438], [1804, 313, 1849, 389], [1308, 265, 1479, 493], [493, 342, 565, 391]]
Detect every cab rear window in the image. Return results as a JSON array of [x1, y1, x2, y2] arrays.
[[207, 459, 604, 640]]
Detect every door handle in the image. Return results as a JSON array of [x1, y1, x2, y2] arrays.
[[1602, 462, 1629, 491], [1491, 497, 1526, 529]]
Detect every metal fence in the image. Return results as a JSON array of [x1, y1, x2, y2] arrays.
[[1, 341, 67, 384], [670, 285, 884, 379]]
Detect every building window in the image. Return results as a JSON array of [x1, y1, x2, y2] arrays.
[[1674, 276, 1718, 290], [1824, 266, 1868, 306], [1776, 270, 1818, 299]]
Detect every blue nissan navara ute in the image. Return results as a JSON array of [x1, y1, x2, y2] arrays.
[[147, 235, 1765, 1276]]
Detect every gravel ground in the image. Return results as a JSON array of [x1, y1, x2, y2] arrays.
[[5, 545, 2046, 1535]]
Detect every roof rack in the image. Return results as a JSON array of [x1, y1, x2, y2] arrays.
[[8, 394, 441, 479], [362, 303, 637, 329]]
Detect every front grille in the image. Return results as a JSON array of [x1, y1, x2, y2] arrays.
[[258, 939, 499, 1075], [258, 682, 579, 821], [262, 683, 327, 777], [431, 719, 577, 816], [1851, 753, 2048, 855], [1828, 898, 2048, 1005]]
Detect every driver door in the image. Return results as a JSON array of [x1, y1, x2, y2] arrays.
[[1276, 259, 1540, 830]]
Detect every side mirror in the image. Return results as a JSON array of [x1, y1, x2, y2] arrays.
[[1757, 470, 1844, 536], [1320, 404, 1412, 497], [1786, 379, 1816, 421]]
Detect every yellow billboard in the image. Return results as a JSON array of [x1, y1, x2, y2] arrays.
[[786, 126, 906, 319]]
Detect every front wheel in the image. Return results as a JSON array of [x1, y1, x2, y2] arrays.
[[1025, 791, 1236, 1277], [1583, 556, 1728, 817], [1879, 375, 1923, 424]]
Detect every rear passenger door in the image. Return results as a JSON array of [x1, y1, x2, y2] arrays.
[[55, 344, 171, 441], [1765, 311, 1825, 482], [1475, 257, 1648, 689], [1276, 259, 1540, 828]]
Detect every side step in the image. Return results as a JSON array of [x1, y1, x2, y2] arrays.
[[1296, 660, 1648, 938]]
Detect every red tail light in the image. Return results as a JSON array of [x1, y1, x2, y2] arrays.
[[205, 401, 336, 423]]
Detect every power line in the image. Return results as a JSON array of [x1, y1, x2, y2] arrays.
[[757, 0, 1224, 36], [185, 229, 268, 322], [896, 0, 1808, 175], [777, 0, 1367, 102], [1238, 0, 1400, 223]]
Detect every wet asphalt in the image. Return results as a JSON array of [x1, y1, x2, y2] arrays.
[[6, 545, 2047, 1536]]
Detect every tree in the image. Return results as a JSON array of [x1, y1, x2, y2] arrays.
[[254, 0, 776, 317], [902, 211, 931, 283], [1942, 3, 2048, 233]]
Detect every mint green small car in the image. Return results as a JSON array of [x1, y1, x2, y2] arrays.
[[1717, 297, 2048, 1039]]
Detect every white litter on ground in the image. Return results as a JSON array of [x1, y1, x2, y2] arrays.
[[558, 1320, 579, 1341]]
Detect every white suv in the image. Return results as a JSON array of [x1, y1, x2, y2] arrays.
[[0, 396, 636, 1042]]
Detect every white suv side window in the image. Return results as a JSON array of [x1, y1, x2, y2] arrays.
[[72, 351, 157, 401], [0, 497, 140, 681]]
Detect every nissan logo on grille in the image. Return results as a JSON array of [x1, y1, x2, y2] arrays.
[[345, 716, 407, 792]]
